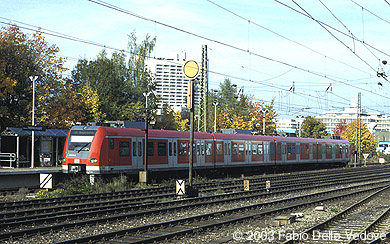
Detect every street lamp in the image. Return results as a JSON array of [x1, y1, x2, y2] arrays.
[[212, 101, 219, 133], [261, 109, 268, 135], [29, 76, 38, 168], [141, 91, 152, 184], [296, 115, 304, 137]]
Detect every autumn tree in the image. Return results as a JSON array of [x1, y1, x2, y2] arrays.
[[209, 78, 277, 134], [0, 25, 67, 130], [174, 111, 189, 131], [71, 32, 157, 123], [301, 116, 328, 138], [333, 119, 347, 137], [341, 120, 377, 155]]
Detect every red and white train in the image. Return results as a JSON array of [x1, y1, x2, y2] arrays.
[[62, 125, 351, 175]]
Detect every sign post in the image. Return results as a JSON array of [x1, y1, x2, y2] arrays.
[[363, 153, 369, 167], [183, 60, 199, 193]]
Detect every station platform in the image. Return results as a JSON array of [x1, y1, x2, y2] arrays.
[[0, 167, 63, 190]]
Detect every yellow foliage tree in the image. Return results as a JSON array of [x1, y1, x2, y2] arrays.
[[174, 111, 189, 131], [341, 120, 377, 155], [81, 82, 106, 122]]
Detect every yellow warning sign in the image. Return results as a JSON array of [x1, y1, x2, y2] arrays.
[[183, 60, 199, 79], [244, 180, 250, 191]]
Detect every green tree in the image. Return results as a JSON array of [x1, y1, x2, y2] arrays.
[[0, 25, 67, 130], [341, 120, 377, 155], [154, 104, 176, 130], [301, 116, 328, 138], [71, 32, 157, 123], [72, 50, 129, 121]]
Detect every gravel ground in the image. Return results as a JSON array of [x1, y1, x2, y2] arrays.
[[4, 182, 383, 244]]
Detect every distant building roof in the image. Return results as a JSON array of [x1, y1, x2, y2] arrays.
[[1, 127, 69, 137]]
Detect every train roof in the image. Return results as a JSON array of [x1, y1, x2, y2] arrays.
[[72, 126, 350, 144], [212, 133, 275, 141]]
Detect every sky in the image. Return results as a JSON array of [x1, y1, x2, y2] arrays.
[[1, 0, 390, 119]]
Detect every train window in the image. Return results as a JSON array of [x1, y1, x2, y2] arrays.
[[345, 145, 349, 154], [252, 144, 257, 155], [169, 142, 172, 156], [174, 142, 177, 156], [292, 145, 295, 154], [228, 143, 231, 155], [197, 142, 200, 156], [216, 143, 223, 155], [158, 142, 166, 156], [225, 143, 227, 155], [282, 145, 286, 154], [133, 142, 137, 156], [201, 142, 205, 155], [110, 139, 114, 150], [206, 143, 213, 156], [287, 145, 291, 154], [277, 144, 281, 155], [270, 144, 274, 155], [258, 144, 263, 154], [147, 142, 154, 156], [238, 144, 245, 155], [179, 142, 187, 156], [245, 143, 249, 155], [232, 143, 238, 155], [332, 145, 335, 154], [119, 141, 130, 157], [138, 142, 142, 156], [339, 145, 343, 154]]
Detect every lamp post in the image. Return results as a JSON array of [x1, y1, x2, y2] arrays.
[[212, 101, 219, 133], [141, 91, 152, 184], [29, 76, 38, 168], [261, 109, 268, 135], [296, 115, 304, 137]]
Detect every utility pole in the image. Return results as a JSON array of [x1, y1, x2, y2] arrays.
[[355, 92, 361, 167], [29, 76, 38, 168], [140, 91, 152, 184], [197, 45, 208, 132]]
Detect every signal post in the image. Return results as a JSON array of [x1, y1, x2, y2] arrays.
[[183, 60, 199, 197]]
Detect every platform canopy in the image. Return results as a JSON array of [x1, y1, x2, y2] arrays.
[[1, 127, 68, 137]]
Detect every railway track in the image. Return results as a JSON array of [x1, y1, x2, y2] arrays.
[[1, 165, 390, 243], [282, 186, 390, 244], [53, 183, 389, 243]]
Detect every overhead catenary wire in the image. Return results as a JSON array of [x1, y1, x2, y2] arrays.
[[206, 0, 372, 76], [291, 0, 377, 74], [2, 3, 389, 116]]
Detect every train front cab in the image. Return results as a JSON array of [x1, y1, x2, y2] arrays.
[[63, 126, 100, 174]]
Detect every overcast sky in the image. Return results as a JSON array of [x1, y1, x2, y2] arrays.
[[2, 0, 390, 119]]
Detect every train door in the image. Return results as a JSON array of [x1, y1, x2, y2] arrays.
[[309, 144, 313, 161], [132, 137, 143, 170], [196, 140, 205, 166], [281, 142, 287, 163], [263, 142, 269, 164], [168, 139, 177, 168], [246, 142, 251, 164], [224, 141, 231, 165]]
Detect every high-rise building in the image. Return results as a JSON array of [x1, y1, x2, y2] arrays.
[[146, 53, 199, 113]]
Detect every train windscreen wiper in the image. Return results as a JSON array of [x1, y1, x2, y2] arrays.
[[77, 142, 91, 153]]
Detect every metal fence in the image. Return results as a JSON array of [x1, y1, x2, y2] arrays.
[[0, 153, 16, 168]]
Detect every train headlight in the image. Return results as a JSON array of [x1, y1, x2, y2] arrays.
[[89, 158, 98, 163]]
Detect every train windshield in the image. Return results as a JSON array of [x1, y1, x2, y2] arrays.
[[68, 130, 96, 152]]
